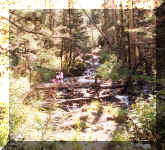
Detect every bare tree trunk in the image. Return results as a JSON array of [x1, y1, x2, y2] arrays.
[[119, 2, 127, 64], [128, 0, 136, 69], [68, 9, 72, 71], [49, 9, 56, 31]]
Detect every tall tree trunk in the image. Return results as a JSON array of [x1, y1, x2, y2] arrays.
[[128, 0, 136, 69], [68, 9, 72, 71], [49, 10, 56, 31], [119, 2, 126, 64], [61, 39, 64, 71]]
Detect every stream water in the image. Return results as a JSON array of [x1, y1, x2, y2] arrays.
[[60, 48, 129, 106], [64, 55, 100, 83]]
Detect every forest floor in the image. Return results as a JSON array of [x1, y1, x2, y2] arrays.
[[10, 47, 131, 142], [9, 47, 154, 146]]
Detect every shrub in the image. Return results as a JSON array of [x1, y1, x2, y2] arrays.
[[0, 102, 9, 147], [35, 66, 57, 82], [127, 95, 156, 141], [69, 61, 87, 76], [97, 61, 129, 81], [9, 107, 25, 134], [90, 100, 102, 112], [75, 119, 86, 132]]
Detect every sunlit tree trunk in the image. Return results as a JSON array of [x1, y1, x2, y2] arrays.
[[68, 8, 72, 70], [128, 0, 136, 69], [49, 9, 56, 31], [119, 2, 126, 64]]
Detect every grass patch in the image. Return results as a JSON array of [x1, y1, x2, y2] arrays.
[[127, 95, 156, 141], [75, 119, 87, 132], [89, 100, 102, 112], [0, 102, 9, 147]]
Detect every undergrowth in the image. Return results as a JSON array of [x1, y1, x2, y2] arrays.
[[127, 95, 156, 141], [0, 102, 9, 147], [97, 52, 155, 81]]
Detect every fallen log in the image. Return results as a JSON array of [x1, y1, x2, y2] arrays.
[[56, 94, 114, 104], [100, 83, 125, 89], [36, 82, 126, 89]]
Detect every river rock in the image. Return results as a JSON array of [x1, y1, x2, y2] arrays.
[[59, 120, 76, 129], [91, 110, 98, 116], [76, 113, 88, 120]]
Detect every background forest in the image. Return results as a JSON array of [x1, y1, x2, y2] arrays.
[[0, 0, 165, 149]]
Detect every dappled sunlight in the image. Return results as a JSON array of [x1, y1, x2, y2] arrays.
[[0, 3, 159, 147]]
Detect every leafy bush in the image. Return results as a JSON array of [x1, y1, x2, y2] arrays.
[[75, 119, 86, 132], [9, 98, 26, 135], [97, 52, 154, 81], [127, 95, 156, 141], [157, 90, 165, 141], [97, 61, 129, 80], [69, 61, 87, 76], [97, 52, 129, 80], [0, 54, 9, 66], [0, 102, 9, 147], [99, 52, 116, 64], [108, 105, 128, 123], [90, 100, 102, 112], [35, 66, 57, 82], [112, 130, 129, 141], [9, 106, 26, 134]]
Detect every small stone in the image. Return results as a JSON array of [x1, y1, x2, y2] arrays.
[[77, 113, 88, 120], [92, 126, 98, 131], [91, 111, 98, 116], [59, 120, 76, 129], [106, 116, 113, 121], [81, 107, 87, 112]]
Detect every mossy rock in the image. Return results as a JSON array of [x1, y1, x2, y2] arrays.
[[69, 61, 87, 76]]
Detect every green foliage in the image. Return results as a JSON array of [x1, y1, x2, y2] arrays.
[[90, 100, 102, 112], [0, 53, 9, 66], [97, 52, 154, 81], [157, 98, 165, 141], [97, 60, 129, 81], [69, 61, 87, 76], [71, 131, 82, 141], [0, 102, 9, 147], [132, 73, 153, 81], [9, 54, 19, 66], [9, 98, 26, 134], [108, 105, 128, 123], [112, 130, 129, 141], [99, 53, 113, 63], [75, 119, 86, 132], [36, 66, 57, 82], [97, 52, 129, 80], [117, 109, 128, 123], [158, 89, 165, 96], [128, 95, 156, 141], [9, 107, 25, 134]]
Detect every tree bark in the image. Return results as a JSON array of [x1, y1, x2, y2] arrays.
[[128, 0, 136, 69]]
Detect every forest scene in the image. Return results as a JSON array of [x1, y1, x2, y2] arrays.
[[0, 0, 165, 149]]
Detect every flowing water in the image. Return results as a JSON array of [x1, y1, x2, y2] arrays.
[[54, 48, 129, 106]]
